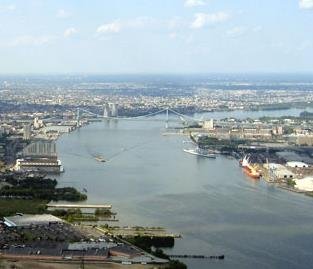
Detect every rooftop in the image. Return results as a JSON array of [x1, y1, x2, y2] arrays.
[[4, 214, 63, 227]]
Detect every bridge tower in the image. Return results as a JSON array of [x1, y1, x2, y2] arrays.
[[165, 108, 169, 129], [76, 107, 80, 127]]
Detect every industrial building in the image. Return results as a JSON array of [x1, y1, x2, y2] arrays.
[[286, 161, 309, 168], [23, 140, 57, 157], [295, 177, 313, 192], [15, 140, 63, 173], [264, 163, 295, 180], [15, 157, 63, 173], [3, 214, 63, 227], [202, 119, 214, 130]]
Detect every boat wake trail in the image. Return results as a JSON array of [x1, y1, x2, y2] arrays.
[[106, 139, 155, 162]]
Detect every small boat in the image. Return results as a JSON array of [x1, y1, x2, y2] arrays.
[[183, 147, 216, 158]]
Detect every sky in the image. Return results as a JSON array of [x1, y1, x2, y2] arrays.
[[0, 0, 312, 74]]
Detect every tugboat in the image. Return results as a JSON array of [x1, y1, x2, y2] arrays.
[[93, 155, 106, 162]]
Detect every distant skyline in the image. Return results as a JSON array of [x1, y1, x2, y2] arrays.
[[0, 0, 313, 74]]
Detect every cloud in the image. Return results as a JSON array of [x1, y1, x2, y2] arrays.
[[169, 32, 177, 39], [190, 12, 231, 29], [0, 4, 16, 12], [56, 9, 71, 18], [297, 41, 313, 51], [96, 21, 121, 34], [64, 27, 78, 38], [252, 25, 263, 32], [167, 17, 185, 30], [299, 0, 313, 9], [7, 35, 56, 47], [226, 26, 247, 37], [96, 17, 156, 36], [184, 0, 206, 7]]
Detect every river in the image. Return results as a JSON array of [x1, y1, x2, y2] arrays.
[[56, 108, 313, 269]]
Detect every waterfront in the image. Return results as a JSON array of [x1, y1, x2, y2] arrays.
[[57, 109, 313, 269]]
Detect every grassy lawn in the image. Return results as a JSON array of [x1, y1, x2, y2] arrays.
[[0, 199, 48, 217]]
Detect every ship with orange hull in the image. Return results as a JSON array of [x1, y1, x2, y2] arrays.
[[240, 155, 261, 179]]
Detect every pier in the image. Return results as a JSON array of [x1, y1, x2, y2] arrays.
[[48, 204, 112, 210], [169, 254, 225, 260]]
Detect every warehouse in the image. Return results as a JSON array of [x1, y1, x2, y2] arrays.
[[3, 214, 63, 227], [286, 161, 309, 168], [295, 177, 313, 192]]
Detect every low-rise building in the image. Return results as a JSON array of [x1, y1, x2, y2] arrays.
[[15, 157, 63, 173], [264, 163, 295, 180], [295, 177, 313, 192], [4, 214, 63, 227], [296, 135, 313, 146], [286, 161, 309, 168]]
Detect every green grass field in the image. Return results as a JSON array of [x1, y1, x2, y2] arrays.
[[0, 199, 47, 217]]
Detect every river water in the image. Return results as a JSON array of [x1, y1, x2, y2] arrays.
[[56, 108, 313, 269]]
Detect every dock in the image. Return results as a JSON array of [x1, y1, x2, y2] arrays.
[[48, 204, 112, 210], [100, 226, 182, 238], [169, 254, 224, 260]]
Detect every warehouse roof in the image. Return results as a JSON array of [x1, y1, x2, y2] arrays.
[[4, 214, 63, 227]]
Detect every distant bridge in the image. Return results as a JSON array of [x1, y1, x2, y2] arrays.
[[76, 107, 204, 128]]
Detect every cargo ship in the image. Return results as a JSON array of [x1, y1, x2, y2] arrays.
[[240, 155, 260, 179], [183, 147, 216, 159]]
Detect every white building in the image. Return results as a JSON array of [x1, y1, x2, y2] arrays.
[[109, 103, 118, 117], [286, 161, 309, 168], [295, 177, 313, 192], [203, 119, 214, 130], [264, 163, 295, 179], [33, 117, 44, 129], [103, 103, 110, 117], [23, 124, 31, 140]]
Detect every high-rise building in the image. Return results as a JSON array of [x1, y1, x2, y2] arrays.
[[109, 103, 118, 117], [33, 117, 43, 129], [0, 135, 6, 162], [15, 140, 63, 174], [103, 103, 110, 117], [23, 140, 57, 157], [103, 103, 118, 117], [23, 124, 31, 140]]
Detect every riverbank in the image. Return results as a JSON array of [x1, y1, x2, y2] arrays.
[[0, 259, 158, 269], [0, 173, 87, 217]]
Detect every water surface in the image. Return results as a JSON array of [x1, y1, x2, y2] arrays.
[[56, 111, 313, 269]]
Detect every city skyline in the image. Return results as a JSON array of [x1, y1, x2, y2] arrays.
[[0, 0, 313, 74]]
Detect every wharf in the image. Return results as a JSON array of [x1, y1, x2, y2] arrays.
[[101, 226, 182, 238], [48, 204, 112, 210], [169, 254, 224, 260], [278, 185, 306, 193]]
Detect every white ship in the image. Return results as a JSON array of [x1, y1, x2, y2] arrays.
[[183, 147, 216, 158]]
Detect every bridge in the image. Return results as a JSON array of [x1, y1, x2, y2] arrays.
[[76, 106, 204, 129]]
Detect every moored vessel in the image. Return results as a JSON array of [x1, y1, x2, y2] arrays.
[[183, 147, 216, 158], [240, 155, 260, 179]]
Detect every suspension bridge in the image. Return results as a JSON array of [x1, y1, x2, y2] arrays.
[[76, 107, 204, 129]]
